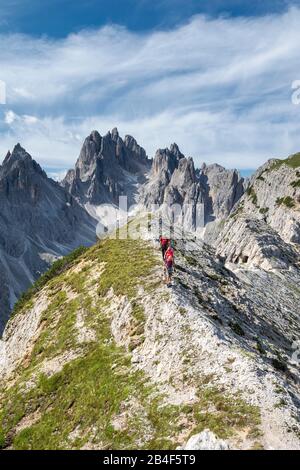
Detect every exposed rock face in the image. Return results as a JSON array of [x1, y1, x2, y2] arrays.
[[199, 163, 245, 222], [140, 144, 245, 231], [215, 153, 300, 269], [216, 216, 299, 271], [139, 144, 185, 207], [63, 131, 244, 232], [235, 154, 300, 244], [180, 430, 230, 450], [0, 144, 97, 333], [140, 146, 205, 231], [63, 128, 151, 206]]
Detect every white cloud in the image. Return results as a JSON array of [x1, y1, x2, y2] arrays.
[[4, 109, 38, 125], [1, 8, 300, 170], [4, 110, 17, 124]]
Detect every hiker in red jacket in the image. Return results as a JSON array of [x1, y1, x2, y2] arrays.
[[159, 236, 169, 260], [164, 241, 175, 286]]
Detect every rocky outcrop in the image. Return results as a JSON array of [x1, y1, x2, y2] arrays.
[[140, 144, 185, 207], [232, 154, 300, 245], [142, 147, 204, 231], [0, 144, 97, 333], [180, 430, 230, 450], [214, 153, 300, 270], [63, 128, 151, 207], [199, 163, 245, 223], [216, 216, 299, 271], [63, 132, 245, 233]]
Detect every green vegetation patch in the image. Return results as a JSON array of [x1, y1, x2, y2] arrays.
[[246, 186, 258, 206], [30, 294, 79, 367], [12, 246, 89, 318], [290, 179, 300, 188], [1, 314, 181, 450], [267, 153, 300, 171], [96, 238, 157, 298], [190, 386, 261, 440], [229, 203, 244, 219], [185, 256, 198, 267], [271, 358, 287, 372], [257, 175, 265, 182], [259, 207, 269, 215], [276, 196, 295, 208], [0, 236, 164, 450], [255, 340, 265, 356], [229, 321, 245, 337]]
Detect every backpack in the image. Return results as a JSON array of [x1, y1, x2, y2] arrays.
[[161, 238, 169, 248]]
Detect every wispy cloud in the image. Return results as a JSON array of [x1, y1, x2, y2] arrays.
[[1, 7, 300, 170]]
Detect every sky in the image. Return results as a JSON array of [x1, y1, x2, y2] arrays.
[[1, 0, 300, 178]]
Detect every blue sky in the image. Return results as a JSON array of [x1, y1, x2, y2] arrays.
[[1, 0, 300, 177], [1, 1, 299, 36]]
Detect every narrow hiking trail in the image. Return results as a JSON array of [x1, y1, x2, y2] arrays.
[[0, 225, 299, 449]]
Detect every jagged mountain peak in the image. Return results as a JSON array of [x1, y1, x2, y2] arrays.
[[201, 162, 241, 178], [110, 127, 119, 138], [2, 143, 31, 166], [152, 144, 184, 177], [201, 162, 224, 171], [0, 144, 47, 183], [88, 129, 102, 142], [174, 157, 197, 184], [142, 145, 244, 226], [169, 142, 184, 158], [63, 128, 151, 205], [2, 151, 11, 167], [13, 142, 26, 153]]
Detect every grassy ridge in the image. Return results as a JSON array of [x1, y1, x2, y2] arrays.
[[268, 152, 300, 172], [12, 246, 89, 318]]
